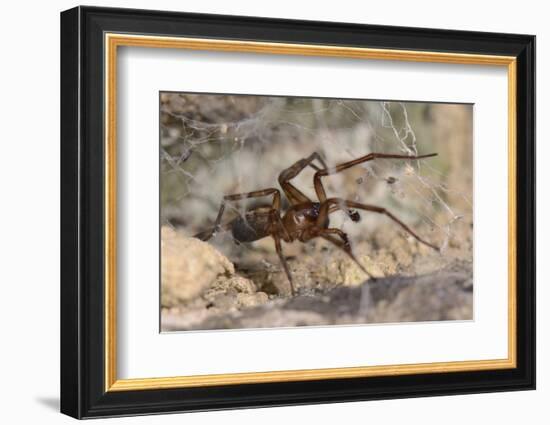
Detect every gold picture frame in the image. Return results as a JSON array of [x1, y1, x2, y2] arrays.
[[104, 33, 517, 392]]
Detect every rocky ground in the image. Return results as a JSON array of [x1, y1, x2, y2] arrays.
[[161, 225, 473, 331]]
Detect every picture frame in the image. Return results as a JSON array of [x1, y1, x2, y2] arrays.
[[60, 5, 535, 419]]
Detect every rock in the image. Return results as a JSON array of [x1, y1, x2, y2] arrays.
[[365, 271, 473, 322], [161, 226, 235, 307], [161, 261, 473, 331], [238, 309, 327, 328], [202, 275, 259, 310], [208, 275, 257, 296], [236, 292, 269, 308]]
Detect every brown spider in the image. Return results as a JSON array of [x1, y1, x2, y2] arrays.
[[194, 152, 439, 295]]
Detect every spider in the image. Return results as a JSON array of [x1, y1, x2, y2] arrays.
[[194, 152, 439, 295]]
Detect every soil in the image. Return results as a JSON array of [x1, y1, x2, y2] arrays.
[[160, 225, 473, 331]]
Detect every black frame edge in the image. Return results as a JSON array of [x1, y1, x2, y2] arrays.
[[60, 6, 82, 419], [515, 35, 536, 391]]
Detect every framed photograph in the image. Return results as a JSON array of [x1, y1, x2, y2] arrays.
[[60, 6, 535, 419]]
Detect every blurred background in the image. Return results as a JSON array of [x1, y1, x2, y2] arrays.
[[160, 93, 473, 330]]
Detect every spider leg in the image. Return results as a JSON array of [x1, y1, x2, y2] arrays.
[[193, 188, 281, 241], [278, 152, 359, 221], [313, 152, 437, 202], [194, 222, 232, 242], [318, 198, 440, 251], [272, 235, 295, 295], [278, 151, 327, 204], [319, 230, 374, 279], [269, 209, 292, 242]]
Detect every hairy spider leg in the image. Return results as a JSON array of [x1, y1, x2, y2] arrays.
[[278, 152, 359, 221], [313, 152, 438, 202], [193, 188, 281, 241], [193, 222, 233, 242], [273, 234, 295, 295], [278, 152, 327, 204], [319, 231, 374, 279]]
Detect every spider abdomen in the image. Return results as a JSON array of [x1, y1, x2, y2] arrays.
[[230, 207, 273, 243]]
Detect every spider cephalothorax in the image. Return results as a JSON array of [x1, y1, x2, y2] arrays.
[[195, 152, 439, 295]]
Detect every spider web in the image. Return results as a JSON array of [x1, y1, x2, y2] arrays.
[[160, 93, 473, 277]]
